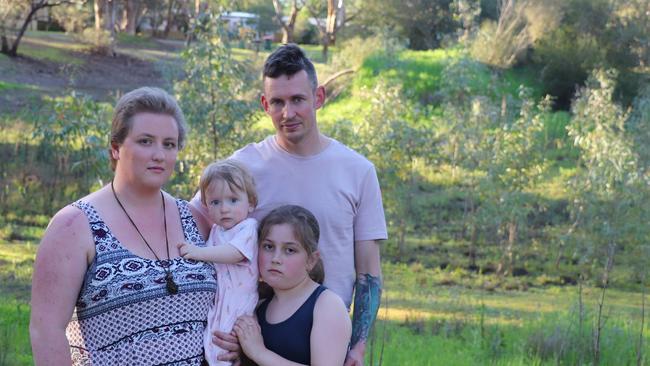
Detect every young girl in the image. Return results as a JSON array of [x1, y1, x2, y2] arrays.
[[233, 205, 351, 365], [178, 159, 259, 366]]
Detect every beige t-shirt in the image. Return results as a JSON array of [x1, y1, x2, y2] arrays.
[[191, 135, 387, 307]]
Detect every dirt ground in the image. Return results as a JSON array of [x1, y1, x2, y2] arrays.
[[0, 32, 184, 114]]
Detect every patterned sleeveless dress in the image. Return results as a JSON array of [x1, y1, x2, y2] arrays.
[[65, 199, 218, 365]]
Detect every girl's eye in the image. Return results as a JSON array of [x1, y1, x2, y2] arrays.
[[262, 243, 273, 251], [210, 200, 220, 206], [285, 247, 296, 254], [230, 198, 238, 203]]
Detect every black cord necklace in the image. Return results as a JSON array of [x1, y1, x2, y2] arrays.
[[111, 180, 178, 295]]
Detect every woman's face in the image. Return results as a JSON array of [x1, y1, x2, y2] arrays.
[[112, 112, 179, 189]]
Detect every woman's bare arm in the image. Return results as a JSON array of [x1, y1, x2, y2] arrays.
[[30, 206, 94, 365]]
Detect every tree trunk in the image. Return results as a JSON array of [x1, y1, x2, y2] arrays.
[[124, 0, 139, 35], [273, 0, 300, 44], [321, 36, 329, 61], [94, 0, 106, 32], [6, 2, 42, 57], [496, 220, 517, 276], [163, 0, 176, 38]]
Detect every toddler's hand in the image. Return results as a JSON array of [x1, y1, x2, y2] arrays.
[[177, 242, 198, 260]]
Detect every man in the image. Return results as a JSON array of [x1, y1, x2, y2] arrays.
[[192, 44, 386, 365]]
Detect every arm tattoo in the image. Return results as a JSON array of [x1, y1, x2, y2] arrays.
[[350, 273, 382, 347]]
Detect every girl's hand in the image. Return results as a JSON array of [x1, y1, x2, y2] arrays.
[[233, 315, 266, 356]]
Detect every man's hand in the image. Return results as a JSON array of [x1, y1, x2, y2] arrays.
[[233, 315, 266, 357], [213, 329, 241, 364], [344, 341, 366, 366]]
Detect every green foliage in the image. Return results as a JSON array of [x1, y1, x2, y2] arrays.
[[470, 0, 562, 69], [356, 0, 457, 50], [566, 69, 650, 279], [74, 28, 113, 55], [351, 80, 436, 255], [174, 11, 261, 197]]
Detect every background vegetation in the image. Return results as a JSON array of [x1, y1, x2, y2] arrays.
[[1, 0, 649, 364]]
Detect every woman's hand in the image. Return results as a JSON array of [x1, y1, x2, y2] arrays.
[[233, 315, 266, 357]]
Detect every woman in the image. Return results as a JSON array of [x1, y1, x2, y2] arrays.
[[29, 87, 227, 365]]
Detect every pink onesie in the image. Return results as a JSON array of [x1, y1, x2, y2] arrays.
[[203, 217, 259, 366]]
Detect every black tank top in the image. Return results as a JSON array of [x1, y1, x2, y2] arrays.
[[256, 285, 327, 365]]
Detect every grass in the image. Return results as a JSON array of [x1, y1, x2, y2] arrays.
[[1, 238, 648, 365]]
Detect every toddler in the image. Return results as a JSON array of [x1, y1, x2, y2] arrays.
[[178, 159, 258, 366]]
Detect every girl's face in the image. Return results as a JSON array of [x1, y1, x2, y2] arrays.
[[111, 112, 179, 189], [205, 180, 253, 230], [258, 223, 317, 291]]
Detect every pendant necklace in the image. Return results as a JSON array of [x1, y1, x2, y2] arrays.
[[111, 180, 178, 295]]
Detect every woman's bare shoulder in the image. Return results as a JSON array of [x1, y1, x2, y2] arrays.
[[41, 204, 93, 252]]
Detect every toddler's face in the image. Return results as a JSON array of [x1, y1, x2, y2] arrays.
[[205, 180, 253, 230]]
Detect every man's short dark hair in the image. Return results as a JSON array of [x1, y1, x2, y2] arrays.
[[263, 44, 318, 90]]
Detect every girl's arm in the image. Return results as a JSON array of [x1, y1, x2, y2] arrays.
[[234, 316, 306, 366], [177, 242, 245, 264], [310, 290, 352, 365], [30, 205, 95, 365]]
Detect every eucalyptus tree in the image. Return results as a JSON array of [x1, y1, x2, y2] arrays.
[[480, 88, 550, 276], [566, 70, 650, 281], [174, 10, 260, 196], [352, 79, 436, 257]]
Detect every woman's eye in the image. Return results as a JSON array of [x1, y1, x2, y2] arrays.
[[138, 138, 152, 145], [164, 141, 177, 149]]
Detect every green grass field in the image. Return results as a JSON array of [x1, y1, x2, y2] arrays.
[[1, 241, 648, 365]]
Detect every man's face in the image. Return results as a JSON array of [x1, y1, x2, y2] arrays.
[[261, 70, 325, 149]]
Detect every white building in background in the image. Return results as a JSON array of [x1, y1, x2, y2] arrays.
[[221, 11, 259, 33]]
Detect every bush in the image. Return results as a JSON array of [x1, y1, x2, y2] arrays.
[[74, 28, 113, 55]]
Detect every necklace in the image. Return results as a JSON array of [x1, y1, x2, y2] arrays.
[[111, 180, 178, 295]]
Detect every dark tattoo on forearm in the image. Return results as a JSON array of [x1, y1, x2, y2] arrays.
[[350, 273, 382, 347]]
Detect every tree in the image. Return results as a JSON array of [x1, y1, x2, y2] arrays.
[[566, 70, 650, 281], [121, 0, 143, 35], [174, 10, 260, 196], [486, 89, 550, 276], [0, 0, 84, 57], [306, 0, 356, 60], [356, 0, 456, 50], [352, 79, 436, 257], [272, 0, 303, 43]]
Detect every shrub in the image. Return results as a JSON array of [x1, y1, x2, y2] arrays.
[[74, 27, 113, 55]]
